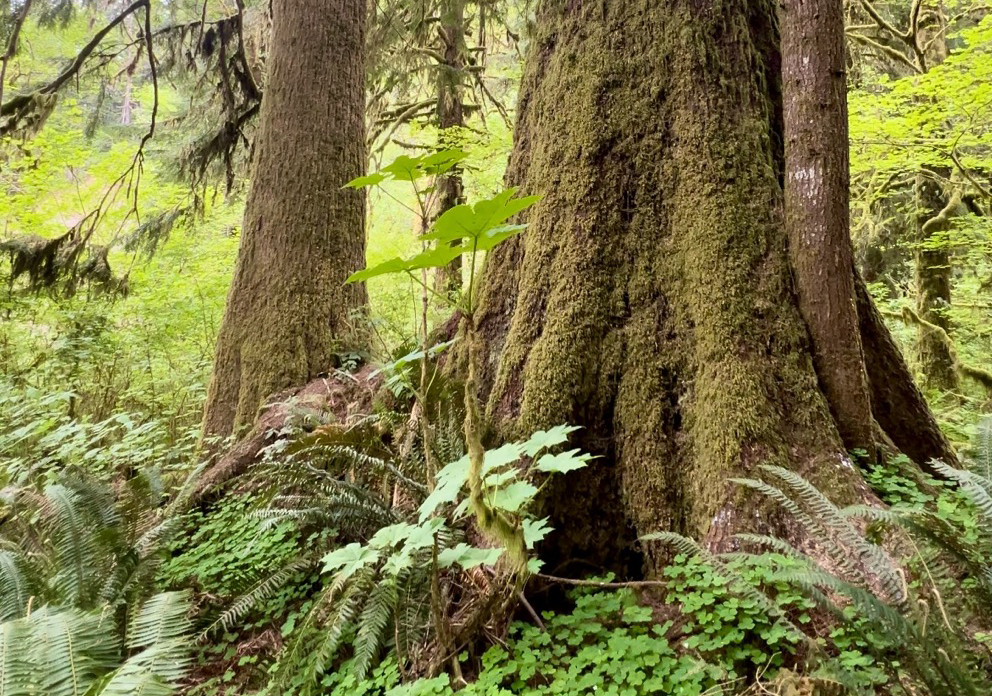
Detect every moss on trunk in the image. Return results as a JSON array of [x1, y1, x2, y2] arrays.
[[202, 0, 368, 439], [471, 0, 945, 575], [914, 167, 957, 391]]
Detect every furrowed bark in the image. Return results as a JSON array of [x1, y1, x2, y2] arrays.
[[202, 0, 368, 439], [431, 0, 467, 295]]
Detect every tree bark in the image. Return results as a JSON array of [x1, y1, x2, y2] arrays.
[[431, 0, 467, 295], [470, 0, 950, 575], [855, 272, 956, 472], [202, 0, 368, 439], [782, 0, 875, 457], [915, 167, 957, 391]]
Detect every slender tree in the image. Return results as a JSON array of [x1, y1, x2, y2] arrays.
[[202, 0, 368, 439], [470, 0, 953, 572], [431, 0, 468, 293], [782, 0, 875, 457]]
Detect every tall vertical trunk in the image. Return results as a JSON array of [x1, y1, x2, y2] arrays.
[[914, 167, 957, 391], [781, 0, 874, 457], [202, 0, 368, 439], [470, 0, 952, 574], [432, 0, 467, 294], [913, 7, 957, 392]]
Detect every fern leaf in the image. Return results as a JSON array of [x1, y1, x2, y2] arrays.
[[968, 416, 992, 480], [204, 559, 312, 637], [758, 466, 904, 603], [353, 577, 397, 678], [0, 551, 32, 621], [44, 484, 98, 608]]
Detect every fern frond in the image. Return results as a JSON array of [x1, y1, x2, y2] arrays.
[[967, 416, 992, 480], [0, 550, 33, 620], [44, 483, 99, 607], [729, 534, 808, 559], [395, 568, 431, 663], [29, 606, 120, 696], [127, 592, 191, 652], [0, 618, 31, 695], [204, 559, 313, 636], [758, 466, 904, 603], [729, 477, 831, 543], [353, 576, 398, 678]]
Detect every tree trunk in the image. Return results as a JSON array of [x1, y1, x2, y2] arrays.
[[782, 0, 874, 457], [431, 0, 467, 295], [915, 167, 957, 391], [913, 8, 957, 392], [471, 0, 950, 574], [202, 0, 368, 439]]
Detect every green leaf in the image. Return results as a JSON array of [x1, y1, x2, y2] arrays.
[[489, 481, 538, 513], [403, 518, 445, 551], [343, 172, 387, 189], [437, 543, 503, 570], [483, 442, 525, 473], [382, 155, 427, 182], [321, 543, 379, 578], [523, 518, 553, 549], [368, 523, 418, 549], [421, 149, 469, 176], [418, 457, 470, 522], [346, 245, 471, 283], [473, 224, 529, 252], [520, 425, 581, 457], [346, 257, 412, 283], [527, 558, 545, 574], [535, 449, 594, 474], [423, 188, 540, 245]]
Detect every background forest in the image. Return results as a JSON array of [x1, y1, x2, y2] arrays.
[[2, 0, 992, 694]]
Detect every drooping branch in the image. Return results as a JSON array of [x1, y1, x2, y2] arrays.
[[0, 0, 149, 135]]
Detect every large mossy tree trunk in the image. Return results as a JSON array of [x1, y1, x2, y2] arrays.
[[202, 0, 368, 439], [471, 0, 952, 574]]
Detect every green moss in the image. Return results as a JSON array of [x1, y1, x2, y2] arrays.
[[471, 0, 864, 572]]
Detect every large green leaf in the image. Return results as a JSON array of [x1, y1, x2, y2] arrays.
[[535, 449, 594, 474], [489, 481, 538, 513], [437, 543, 503, 570], [520, 425, 581, 457], [322, 543, 380, 578], [423, 188, 540, 245], [523, 518, 553, 549], [346, 244, 470, 283]]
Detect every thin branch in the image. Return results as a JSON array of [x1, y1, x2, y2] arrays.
[[535, 573, 669, 589], [0, 0, 34, 107], [1, 0, 149, 132]]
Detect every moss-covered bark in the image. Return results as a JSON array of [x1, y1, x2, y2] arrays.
[[471, 0, 948, 574], [914, 167, 957, 391], [202, 0, 368, 439]]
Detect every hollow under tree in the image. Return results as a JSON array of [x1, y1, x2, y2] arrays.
[[468, 0, 954, 575], [201, 0, 369, 439]]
